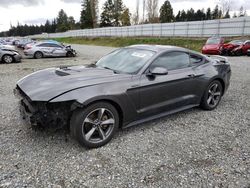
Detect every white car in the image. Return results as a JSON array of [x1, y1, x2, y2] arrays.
[[24, 42, 76, 59]]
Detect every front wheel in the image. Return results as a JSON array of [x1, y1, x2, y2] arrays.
[[200, 80, 223, 110], [2, 55, 14, 63], [70, 102, 119, 148], [66, 51, 74, 57]]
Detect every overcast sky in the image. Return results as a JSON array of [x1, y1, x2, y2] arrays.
[[0, 0, 249, 32]]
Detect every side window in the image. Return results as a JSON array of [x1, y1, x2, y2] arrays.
[[37, 43, 49, 47], [151, 52, 190, 71], [190, 54, 203, 65], [49, 43, 62, 48]]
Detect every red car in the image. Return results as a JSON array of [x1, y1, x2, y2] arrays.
[[231, 40, 250, 56], [202, 37, 224, 55], [221, 40, 243, 55]]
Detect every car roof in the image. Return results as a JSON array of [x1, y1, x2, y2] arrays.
[[126, 44, 188, 53]]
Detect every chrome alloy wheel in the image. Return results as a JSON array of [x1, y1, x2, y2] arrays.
[[207, 83, 222, 108], [82, 108, 115, 144]]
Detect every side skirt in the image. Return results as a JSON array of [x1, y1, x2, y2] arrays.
[[122, 104, 199, 129]]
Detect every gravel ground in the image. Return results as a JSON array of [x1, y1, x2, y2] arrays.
[[0, 44, 250, 188]]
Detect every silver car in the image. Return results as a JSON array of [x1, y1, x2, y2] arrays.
[[0, 47, 22, 63], [24, 42, 76, 59]]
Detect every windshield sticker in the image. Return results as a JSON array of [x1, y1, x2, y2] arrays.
[[131, 52, 147, 58]]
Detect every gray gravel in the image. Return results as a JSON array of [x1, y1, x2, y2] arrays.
[[0, 44, 250, 188]]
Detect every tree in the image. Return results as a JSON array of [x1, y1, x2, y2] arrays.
[[175, 11, 181, 22], [142, 0, 146, 23], [80, 0, 93, 28], [206, 8, 212, 20], [147, 0, 159, 23], [159, 0, 174, 23], [186, 8, 195, 21], [121, 8, 131, 26], [212, 5, 220, 19], [223, 10, 230, 18], [132, 0, 140, 25], [100, 0, 126, 27], [218, 0, 231, 16], [90, 0, 99, 28], [100, 0, 115, 27], [56, 9, 69, 32], [180, 10, 187, 21], [239, 6, 246, 17], [68, 16, 76, 30]]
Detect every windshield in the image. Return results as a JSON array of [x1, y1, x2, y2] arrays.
[[229, 40, 243, 45], [206, 38, 221, 45], [96, 48, 155, 74]]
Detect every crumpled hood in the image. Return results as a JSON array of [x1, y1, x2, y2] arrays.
[[17, 65, 131, 101]]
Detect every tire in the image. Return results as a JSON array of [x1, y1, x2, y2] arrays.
[[66, 51, 74, 57], [2, 55, 14, 63], [235, 50, 243, 56], [200, 80, 223, 110], [70, 102, 119, 148], [34, 51, 43, 59]]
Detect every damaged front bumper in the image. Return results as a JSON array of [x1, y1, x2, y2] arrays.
[[14, 87, 73, 128]]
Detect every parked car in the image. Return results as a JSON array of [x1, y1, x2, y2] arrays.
[[202, 37, 224, 55], [0, 44, 16, 51], [0, 48, 22, 63], [221, 40, 243, 55], [24, 41, 76, 58], [17, 38, 33, 49], [231, 40, 250, 56], [15, 45, 231, 148]]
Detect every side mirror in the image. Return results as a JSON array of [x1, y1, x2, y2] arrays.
[[147, 67, 168, 76]]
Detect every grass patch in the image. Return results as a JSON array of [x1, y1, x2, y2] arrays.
[[54, 37, 207, 52]]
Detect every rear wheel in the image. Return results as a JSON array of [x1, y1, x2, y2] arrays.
[[34, 51, 43, 59], [2, 55, 14, 63], [200, 80, 223, 110], [70, 102, 119, 148]]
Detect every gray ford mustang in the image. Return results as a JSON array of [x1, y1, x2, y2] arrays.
[[15, 45, 231, 148]]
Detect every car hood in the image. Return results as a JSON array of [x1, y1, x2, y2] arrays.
[[203, 44, 220, 50], [17, 65, 131, 101]]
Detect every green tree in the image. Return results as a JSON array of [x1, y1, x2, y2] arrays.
[[68, 16, 76, 30], [100, 0, 114, 27], [159, 0, 174, 23], [212, 5, 220, 19], [120, 8, 131, 26], [80, 0, 98, 28], [206, 8, 212, 20], [175, 10, 181, 21], [80, 0, 93, 28], [100, 0, 126, 27], [56, 9, 69, 32]]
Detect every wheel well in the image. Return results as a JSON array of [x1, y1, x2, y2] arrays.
[[84, 99, 124, 128], [214, 78, 225, 95]]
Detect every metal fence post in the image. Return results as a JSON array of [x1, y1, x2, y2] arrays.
[[201, 21, 204, 37], [242, 18, 246, 36], [217, 19, 220, 36], [173, 23, 175, 37], [186, 23, 189, 37], [160, 23, 162, 37]]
